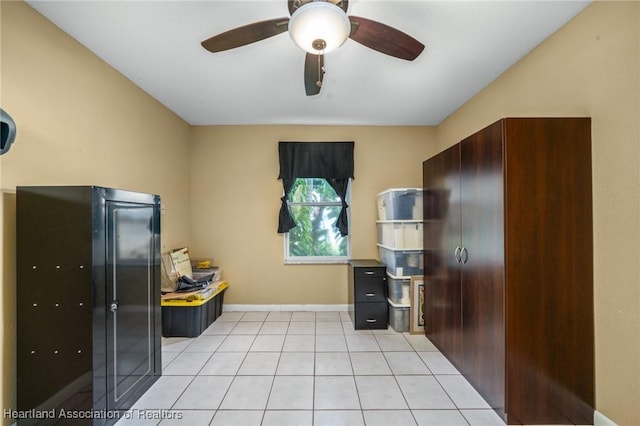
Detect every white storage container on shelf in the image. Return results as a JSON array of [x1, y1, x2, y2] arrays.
[[377, 188, 424, 221], [377, 220, 423, 249], [388, 298, 410, 332], [377, 244, 424, 277], [387, 272, 411, 305]]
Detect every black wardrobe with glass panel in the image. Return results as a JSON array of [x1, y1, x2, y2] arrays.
[[16, 186, 162, 425]]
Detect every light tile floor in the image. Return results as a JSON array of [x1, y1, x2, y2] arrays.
[[116, 311, 506, 426]]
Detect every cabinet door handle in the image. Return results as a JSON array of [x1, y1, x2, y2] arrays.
[[454, 247, 462, 263], [364, 271, 375, 275], [365, 319, 377, 323], [365, 293, 376, 297], [461, 247, 468, 264]]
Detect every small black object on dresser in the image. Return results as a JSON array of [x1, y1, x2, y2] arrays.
[[347, 259, 388, 329]]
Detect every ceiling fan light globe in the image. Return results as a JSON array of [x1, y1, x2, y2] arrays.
[[289, 2, 350, 54]]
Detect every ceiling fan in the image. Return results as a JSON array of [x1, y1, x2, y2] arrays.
[[201, 0, 425, 96]]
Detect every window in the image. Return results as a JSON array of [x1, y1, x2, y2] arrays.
[[277, 141, 354, 263], [285, 178, 350, 263]]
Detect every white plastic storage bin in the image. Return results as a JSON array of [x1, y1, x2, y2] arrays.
[[378, 244, 424, 277], [377, 220, 423, 249], [388, 298, 410, 332], [377, 188, 424, 221], [387, 272, 410, 305]]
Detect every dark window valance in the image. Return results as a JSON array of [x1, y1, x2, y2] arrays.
[[277, 141, 354, 236], [278, 141, 354, 180]]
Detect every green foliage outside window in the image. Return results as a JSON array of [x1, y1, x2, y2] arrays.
[[287, 178, 348, 259]]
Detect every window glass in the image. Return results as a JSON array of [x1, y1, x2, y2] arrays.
[[289, 178, 341, 203], [285, 178, 349, 263]]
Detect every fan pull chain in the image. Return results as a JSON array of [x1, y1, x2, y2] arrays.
[[316, 54, 323, 88]]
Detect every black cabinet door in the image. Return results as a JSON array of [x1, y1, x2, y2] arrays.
[[105, 200, 159, 411]]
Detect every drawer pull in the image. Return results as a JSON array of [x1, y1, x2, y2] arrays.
[[364, 271, 375, 275], [365, 319, 377, 323], [365, 293, 376, 297]]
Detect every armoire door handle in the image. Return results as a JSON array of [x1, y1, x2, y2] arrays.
[[455, 247, 462, 263], [461, 247, 468, 264]]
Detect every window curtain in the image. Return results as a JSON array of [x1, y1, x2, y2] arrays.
[[277, 141, 354, 236]]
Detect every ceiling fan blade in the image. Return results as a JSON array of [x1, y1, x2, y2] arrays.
[[201, 18, 289, 52], [349, 16, 424, 61], [304, 53, 324, 96]]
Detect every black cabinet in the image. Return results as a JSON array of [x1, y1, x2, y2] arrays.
[[17, 186, 162, 425], [347, 259, 387, 329]]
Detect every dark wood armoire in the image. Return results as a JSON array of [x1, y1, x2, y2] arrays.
[[17, 186, 162, 425], [422, 118, 594, 425]]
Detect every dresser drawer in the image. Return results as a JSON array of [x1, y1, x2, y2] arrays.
[[353, 266, 386, 279], [353, 302, 388, 329], [354, 278, 386, 303]]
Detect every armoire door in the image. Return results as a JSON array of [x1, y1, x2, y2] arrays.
[[105, 200, 158, 411], [459, 121, 505, 415], [423, 144, 462, 365], [502, 118, 594, 424]]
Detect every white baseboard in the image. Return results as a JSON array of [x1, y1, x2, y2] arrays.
[[594, 410, 618, 426], [223, 304, 349, 312]]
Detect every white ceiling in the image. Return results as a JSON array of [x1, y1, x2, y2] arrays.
[[25, 0, 591, 126]]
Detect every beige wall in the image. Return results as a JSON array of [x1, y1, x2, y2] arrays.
[[0, 1, 192, 422], [0, 1, 193, 248], [189, 126, 436, 305], [436, 2, 640, 424]]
